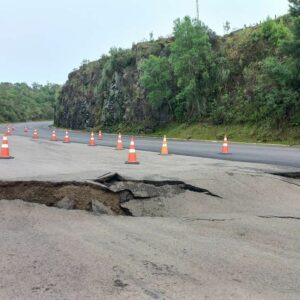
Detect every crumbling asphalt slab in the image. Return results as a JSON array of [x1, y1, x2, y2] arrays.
[[0, 136, 300, 299]]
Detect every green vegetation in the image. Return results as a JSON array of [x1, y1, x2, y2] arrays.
[[140, 13, 300, 129], [151, 123, 300, 145], [0, 82, 60, 122], [91, 122, 300, 145], [140, 55, 175, 114], [56, 0, 300, 144], [169, 17, 214, 121]]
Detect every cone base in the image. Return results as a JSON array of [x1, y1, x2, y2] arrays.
[[0, 156, 14, 159], [220, 152, 231, 155], [125, 161, 140, 164], [63, 141, 70, 143], [88, 144, 96, 146]]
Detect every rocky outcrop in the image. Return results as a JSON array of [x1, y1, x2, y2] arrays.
[[54, 38, 174, 131]]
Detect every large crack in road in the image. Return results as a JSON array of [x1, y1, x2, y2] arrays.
[[0, 173, 220, 217]]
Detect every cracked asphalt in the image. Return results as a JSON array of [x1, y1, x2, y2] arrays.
[[0, 135, 300, 299]]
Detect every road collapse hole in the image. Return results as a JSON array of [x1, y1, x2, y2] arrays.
[[0, 173, 220, 217], [0, 181, 125, 215]]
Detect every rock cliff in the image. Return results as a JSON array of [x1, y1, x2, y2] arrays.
[[54, 38, 173, 132]]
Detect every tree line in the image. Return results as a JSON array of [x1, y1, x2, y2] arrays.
[[0, 82, 60, 123]]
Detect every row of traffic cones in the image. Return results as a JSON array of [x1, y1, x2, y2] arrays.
[[120, 134, 230, 163], [30, 129, 104, 145], [1, 127, 230, 161], [118, 134, 230, 158], [50, 129, 139, 163]]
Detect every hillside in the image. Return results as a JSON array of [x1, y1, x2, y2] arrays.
[[0, 82, 60, 123], [55, 11, 300, 143]]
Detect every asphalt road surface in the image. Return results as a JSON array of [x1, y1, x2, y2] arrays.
[[4, 121, 300, 168], [1, 123, 300, 299]]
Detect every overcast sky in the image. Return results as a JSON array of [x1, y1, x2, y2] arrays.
[[0, 0, 289, 85]]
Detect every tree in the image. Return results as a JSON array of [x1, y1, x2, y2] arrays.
[[289, 0, 300, 16], [285, 0, 300, 88], [149, 32, 154, 41], [81, 59, 90, 66], [170, 16, 213, 120], [140, 55, 175, 116], [223, 21, 231, 34], [289, 18, 300, 62]]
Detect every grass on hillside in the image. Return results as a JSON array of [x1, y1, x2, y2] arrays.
[[95, 123, 300, 146]]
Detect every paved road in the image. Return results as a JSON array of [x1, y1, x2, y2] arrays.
[[1, 133, 300, 299], [4, 121, 300, 168]]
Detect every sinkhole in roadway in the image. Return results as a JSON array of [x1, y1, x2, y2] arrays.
[[0, 173, 220, 217]]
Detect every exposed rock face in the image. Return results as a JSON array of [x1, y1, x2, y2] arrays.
[[54, 38, 174, 131]]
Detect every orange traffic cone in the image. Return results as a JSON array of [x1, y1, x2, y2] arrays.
[[221, 135, 229, 154], [0, 134, 14, 159], [51, 129, 57, 141], [24, 126, 28, 133], [98, 131, 103, 140], [89, 131, 96, 146], [161, 135, 169, 155], [125, 137, 139, 164], [63, 130, 70, 143], [33, 129, 38, 140], [116, 133, 123, 150], [6, 127, 11, 136]]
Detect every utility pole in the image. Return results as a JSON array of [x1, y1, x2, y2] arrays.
[[196, 0, 199, 20]]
